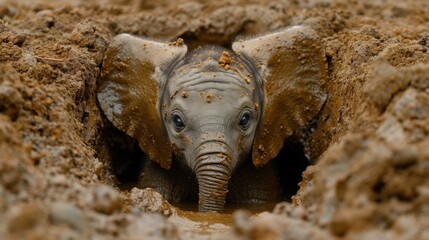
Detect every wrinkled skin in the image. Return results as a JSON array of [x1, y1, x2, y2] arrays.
[[97, 26, 327, 212]]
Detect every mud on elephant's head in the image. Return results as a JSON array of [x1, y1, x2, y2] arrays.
[[97, 26, 327, 212]]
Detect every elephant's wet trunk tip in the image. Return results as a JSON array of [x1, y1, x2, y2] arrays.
[[195, 153, 232, 212]]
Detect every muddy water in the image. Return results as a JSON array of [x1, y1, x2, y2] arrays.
[[175, 202, 276, 215], [169, 215, 229, 239], [170, 202, 276, 238], [174, 209, 233, 236]]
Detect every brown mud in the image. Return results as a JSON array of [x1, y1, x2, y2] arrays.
[[1, 0, 429, 239]]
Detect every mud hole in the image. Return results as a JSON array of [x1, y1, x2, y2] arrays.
[[1, 0, 429, 239]]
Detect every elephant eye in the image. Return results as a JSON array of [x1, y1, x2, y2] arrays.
[[238, 109, 252, 130], [172, 111, 185, 132]]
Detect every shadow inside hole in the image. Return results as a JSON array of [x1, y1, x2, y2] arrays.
[[276, 138, 311, 201], [99, 119, 146, 188], [113, 142, 145, 186]]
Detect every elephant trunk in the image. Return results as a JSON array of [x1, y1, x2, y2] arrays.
[[195, 151, 232, 212]]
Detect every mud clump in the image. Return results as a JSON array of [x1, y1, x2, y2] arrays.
[[168, 38, 185, 46], [218, 51, 232, 70], [1, 0, 429, 239]]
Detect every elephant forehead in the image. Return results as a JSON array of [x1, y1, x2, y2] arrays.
[[169, 59, 255, 93], [172, 72, 253, 93], [165, 73, 258, 114]]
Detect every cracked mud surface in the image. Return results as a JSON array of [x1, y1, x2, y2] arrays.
[[1, 0, 429, 239]]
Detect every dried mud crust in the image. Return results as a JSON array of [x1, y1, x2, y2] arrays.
[[1, 0, 429, 239]]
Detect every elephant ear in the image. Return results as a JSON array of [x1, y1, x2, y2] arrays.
[[98, 34, 187, 169], [232, 26, 327, 166]]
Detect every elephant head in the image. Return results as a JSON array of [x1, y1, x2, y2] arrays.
[[97, 26, 327, 212]]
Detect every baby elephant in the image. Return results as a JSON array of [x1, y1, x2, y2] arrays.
[[97, 26, 327, 212]]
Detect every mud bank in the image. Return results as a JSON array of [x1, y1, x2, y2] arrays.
[[0, 0, 429, 239]]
